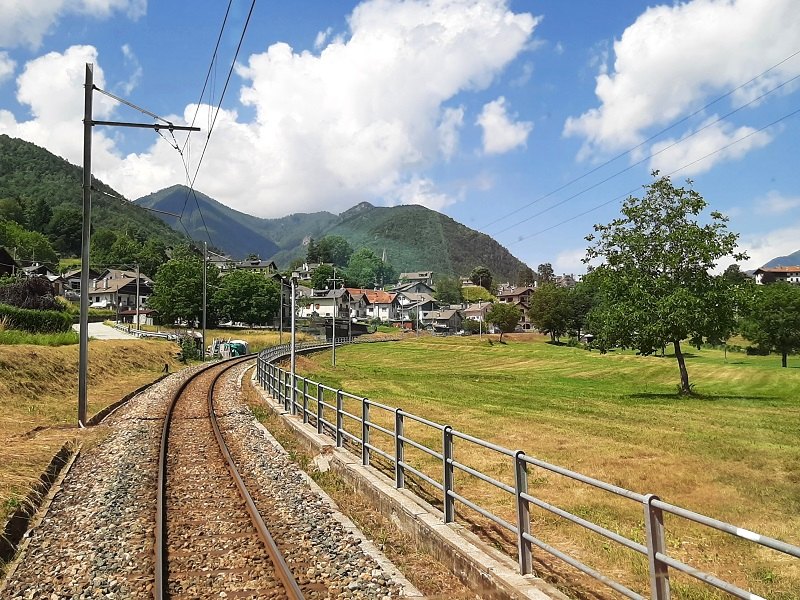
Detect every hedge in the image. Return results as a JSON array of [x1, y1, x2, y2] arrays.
[[0, 303, 74, 333]]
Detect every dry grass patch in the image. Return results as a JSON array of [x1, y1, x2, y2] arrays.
[[0, 339, 181, 525]]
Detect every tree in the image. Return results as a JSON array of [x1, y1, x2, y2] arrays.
[[470, 266, 493, 291], [537, 263, 554, 284], [310, 264, 336, 290], [434, 276, 463, 305], [47, 204, 82, 255], [212, 270, 280, 327], [485, 302, 521, 342], [316, 236, 353, 267], [0, 219, 58, 268], [137, 238, 168, 279], [517, 266, 536, 287], [722, 263, 751, 284], [463, 285, 495, 303], [345, 248, 395, 288], [741, 283, 800, 368], [149, 246, 219, 326], [0, 197, 26, 226], [306, 238, 320, 263], [567, 276, 600, 338], [528, 283, 570, 342], [25, 198, 51, 233], [585, 173, 746, 394]]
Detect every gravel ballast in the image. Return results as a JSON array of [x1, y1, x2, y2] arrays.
[[2, 360, 419, 599]]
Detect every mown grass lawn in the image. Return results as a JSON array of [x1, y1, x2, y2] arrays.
[[296, 333, 800, 600]]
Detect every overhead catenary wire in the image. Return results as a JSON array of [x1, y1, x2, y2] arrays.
[[169, 0, 257, 250], [508, 105, 800, 247], [483, 47, 800, 234], [492, 70, 800, 238]]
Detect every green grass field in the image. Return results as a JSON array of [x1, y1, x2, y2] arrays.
[[296, 333, 800, 600]]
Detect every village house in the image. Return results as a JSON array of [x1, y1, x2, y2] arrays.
[[344, 288, 373, 320], [753, 266, 800, 285], [0, 247, 19, 277], [297, 288, 351, 319], [421, 309, 463, 333], [398, 270, 434, 287], [462, 302, 491, 323], [497, 286, 535, 330], [87, 269, 153, 317], [395, 290, 436, 321]]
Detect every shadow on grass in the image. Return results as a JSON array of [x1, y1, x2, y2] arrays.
[[627, 391, 782, 402]]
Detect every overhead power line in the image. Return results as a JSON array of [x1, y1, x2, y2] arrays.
[[169, 0, 257, 250], [509, 105, 800, 246], [492, 70, 800, 238], [483, 47, 800, 233]]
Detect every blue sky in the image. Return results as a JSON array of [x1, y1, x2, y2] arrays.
[[1, 0, 798, 275]]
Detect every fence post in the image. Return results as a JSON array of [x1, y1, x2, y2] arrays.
[[362, 399, 370, 466], [284, 371, 290, 411], [442, 426, 454, 523], [292, 372, 298, 415], [336, 390, 344, 447], [317, 385, 324, 435], [514, 451, 532, 575], [302, 378, 309, 424], [644, 494, 670, 600], [395, 409, 404, 489]]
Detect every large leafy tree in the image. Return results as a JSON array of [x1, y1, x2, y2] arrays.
[[434, 276, 463, 305], [528, 283, 570, 342], [567, 275, 600, 338], [0, 219, 58, 268], [537, 263, 554, 284], [585, 173, 746, 394], [741, 282, 800, 368], [516, 266, 536, 287], [317, 236, 353, 267], [470, 266, 493, 291], [213, 270, 280, 326], [345, 248, 395, 288], [485, 302, 521, 343], [47, 204, 82, 256], [310, 264, 336, 290], [149, 246, 219, 326]]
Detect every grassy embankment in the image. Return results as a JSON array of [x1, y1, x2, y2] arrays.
[[0, 338, 183, 529], [296, 334, 800, 600]]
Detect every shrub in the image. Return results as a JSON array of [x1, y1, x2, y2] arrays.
[[0, 303, 73, 333], [746, 345, 770, 356]]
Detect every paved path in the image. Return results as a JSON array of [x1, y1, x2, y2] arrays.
[[71, 322, 137, 340]]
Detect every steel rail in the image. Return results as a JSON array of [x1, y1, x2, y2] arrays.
[[155, 355, 303, 599], [207, 359, 305, 600]]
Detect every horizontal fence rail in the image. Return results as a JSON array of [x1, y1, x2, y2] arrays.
[[256, 342, 799, 600]]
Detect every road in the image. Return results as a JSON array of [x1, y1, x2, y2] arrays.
[[71, 322, 137, 340]]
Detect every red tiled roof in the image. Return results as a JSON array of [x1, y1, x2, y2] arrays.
[[346, 288, 397, 304], [754, 266, 800, 273]]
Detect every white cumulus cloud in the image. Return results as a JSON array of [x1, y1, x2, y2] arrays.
[[648, 117, 772, 176], [476, 96, 533, 154], [0, 52, 15, 84], [736, 222, 800, 270], [0, 0, 538, 219], [754, 190, 800, 216], [564, 0, 800, 161], [0, 0, 146, 49]]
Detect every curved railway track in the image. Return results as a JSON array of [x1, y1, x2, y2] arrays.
[[155, 356, 304, 599]]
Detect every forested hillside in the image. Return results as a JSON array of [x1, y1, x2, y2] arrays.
[[137, 185, 530, 281], [0, 135, 184, 269]]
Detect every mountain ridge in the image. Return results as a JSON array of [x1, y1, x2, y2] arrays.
[[134, 184, 530, 281]]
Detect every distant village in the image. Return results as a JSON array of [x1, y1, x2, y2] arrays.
[[2, 246, 796, 336]]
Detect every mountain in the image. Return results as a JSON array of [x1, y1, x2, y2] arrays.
[[134, 185, 339, 261], [764, 249, 800, 267], [0, 134, 185, 254], [134, 185, 530, 281]]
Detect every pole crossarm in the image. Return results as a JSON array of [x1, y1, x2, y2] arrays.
[[91, 119, 200, 131]]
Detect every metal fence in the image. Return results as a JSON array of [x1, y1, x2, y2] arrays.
[[256, 342, 799, 600]]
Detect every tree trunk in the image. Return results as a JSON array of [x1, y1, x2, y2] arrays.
[[782, 352, 788, 368], [673, 339, 691, 394], [499, 331, 504, 343]]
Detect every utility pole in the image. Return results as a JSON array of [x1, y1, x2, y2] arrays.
[[135, 263, 140, 331], [290, 271, 298, 407], [78, 62, 199, 426], [202, 242, 207, 360], [327, 268, 344, 366]]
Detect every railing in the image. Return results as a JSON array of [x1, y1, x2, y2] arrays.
[[256, 343, 799, 600]]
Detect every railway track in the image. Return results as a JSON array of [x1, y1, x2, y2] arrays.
[[155, 356, 304, 599]]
